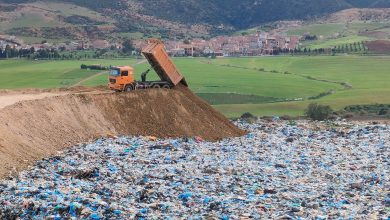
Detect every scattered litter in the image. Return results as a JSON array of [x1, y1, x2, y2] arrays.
[[147, 136, 157, 141], [0, 120, 388, 219]]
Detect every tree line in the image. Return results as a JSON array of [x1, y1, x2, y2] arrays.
[[0, 45, 62, 59], [0, 39, 137, 60], [274, 41, 367, 55]]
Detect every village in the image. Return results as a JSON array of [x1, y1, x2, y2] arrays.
[[138, 32, 301, 57], [0, 31, 301, 58]]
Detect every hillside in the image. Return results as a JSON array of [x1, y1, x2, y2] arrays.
[[0, 0, 389, 43], [284, 8, 390, 50]]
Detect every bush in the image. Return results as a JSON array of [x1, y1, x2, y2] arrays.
[[305, 103, 333, 121], [241, 112, 255, 119], [378, 108, 388, 115], [80, 64, 108, 70], [280, 115, 292, 120], [240, 112, 257, 123], [344, 113, 354, 119]]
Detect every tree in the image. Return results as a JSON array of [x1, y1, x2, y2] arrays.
[[122, 39, 134, 54], [305, 103, 333, 121], [362, 41, 367, 51], [357, 42, 362, 51], [4, 45, 11, 58], [0, 48, 4, 58]]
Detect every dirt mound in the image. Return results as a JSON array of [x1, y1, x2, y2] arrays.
[[0, 86, 245, 178], [366, 40, 390, 54]]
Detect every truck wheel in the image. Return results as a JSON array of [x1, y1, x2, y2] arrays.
[[162, 84, 171, 89], [124, 85, 133, 92], [152, 84, 161, 89]]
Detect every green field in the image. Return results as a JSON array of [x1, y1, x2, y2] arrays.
[[302, 35, 371, 49], [288, 23, 346, 37], [0, 59, 140, 88], [0, 56, 389, 117]]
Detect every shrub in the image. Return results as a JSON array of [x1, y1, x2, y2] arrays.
[[305, 103, 333, 121], [378, 108, 388, 115], [241, 112, 255, 119], [240, 112, 257, 123], [80, 64, 107, 70], [344, 113, 354, 119], [280, 115, 292, 120]]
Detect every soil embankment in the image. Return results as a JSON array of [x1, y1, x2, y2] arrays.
[[0, 86, 245, 178]]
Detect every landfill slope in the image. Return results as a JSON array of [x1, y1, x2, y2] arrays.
[[0, 86, 245, 178]]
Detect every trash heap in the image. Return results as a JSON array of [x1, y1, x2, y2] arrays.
[[0, 120, 389, 219]]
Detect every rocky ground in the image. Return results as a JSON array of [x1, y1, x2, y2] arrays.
[[0, 120, 389, 219]]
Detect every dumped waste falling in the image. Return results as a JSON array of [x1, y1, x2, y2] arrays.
[[0, 120, 388, 219]]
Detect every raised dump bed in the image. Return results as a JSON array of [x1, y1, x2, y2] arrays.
[[142, 39, 188, 86]]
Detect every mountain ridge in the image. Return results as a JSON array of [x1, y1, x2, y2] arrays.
[[0, 0, 389, 42]]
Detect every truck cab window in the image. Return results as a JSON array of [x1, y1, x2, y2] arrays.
[[122, 71, 128, 76]]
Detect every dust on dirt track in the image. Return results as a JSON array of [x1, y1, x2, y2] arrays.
[[0, 85, 245, 178]]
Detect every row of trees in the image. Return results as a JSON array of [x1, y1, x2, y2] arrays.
[[0, 45, 34, 58], [0, 45, 63, 59], [274, 41, 367, 55], [0, 40, 368, 59], [0, 39, 137, 60]]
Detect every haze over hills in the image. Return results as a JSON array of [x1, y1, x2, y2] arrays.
[[0, 0, 389, 42]]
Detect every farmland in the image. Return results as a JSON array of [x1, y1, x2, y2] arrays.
[[288, 21, 390, 49], [0, 55, 389, 117]]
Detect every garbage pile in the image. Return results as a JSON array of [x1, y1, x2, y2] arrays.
[[0, 120, 389, 219]]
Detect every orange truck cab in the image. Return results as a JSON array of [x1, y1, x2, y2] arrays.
[[108, 66, 135, 92]]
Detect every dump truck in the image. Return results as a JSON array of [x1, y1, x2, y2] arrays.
[[108, 39, 187, 92]]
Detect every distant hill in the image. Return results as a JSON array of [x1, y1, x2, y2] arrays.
[[323, 8, 390, 22], [0, 0, 389, 43]]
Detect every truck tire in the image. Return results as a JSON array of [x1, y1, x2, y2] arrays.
[[152, 84, 161, 89], [124, 85, 133, 92], [162, 84, 171, 89]]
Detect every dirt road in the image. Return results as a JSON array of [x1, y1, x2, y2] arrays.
[[0, 87, 112, 109], [0, 92, 65, 109]]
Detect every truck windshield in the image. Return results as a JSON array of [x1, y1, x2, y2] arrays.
[[109, 69, 120, 76]]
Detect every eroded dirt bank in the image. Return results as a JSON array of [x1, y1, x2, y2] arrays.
[[0, 86, 245, 178]]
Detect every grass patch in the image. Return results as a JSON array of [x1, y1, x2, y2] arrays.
[[0, 59, 138, 89], [288, 23, 345, 37], [303, 35, 371, 49], [196, 93, 281, 105]]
